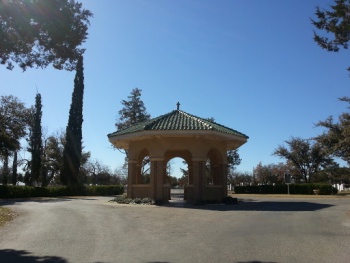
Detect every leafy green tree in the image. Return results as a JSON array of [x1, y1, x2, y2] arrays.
[[326, 166, 350, 184], [167, 175, 179, 188], [30, 130, 90, 186], [27, 93, 43, 186], [253, 162, 290, 185], [179, 166, 188, 177], [178, 174, 188, 187], [1, 154, 9, 185], [227, 149, 241, 172], [314, 97, 350, 166], [11, 151, 18, 185], [179, 166, 188, 181], [115, 88, 151, 174], [113, 167, 128, 185], [311, 0, 350, 72], [115, 88, 150, 131], [41, 132, 65, 185], [253, 162, 273, 185], [0, 95, 29, 184], [0, 0, 92, 71], [228, 171, 253, 186], [312, 163, 350, 184], [61, 56, 84, 186], [82, 159, 109, 185], [273, 137, 334, 183], [0, 95, 28, 155]]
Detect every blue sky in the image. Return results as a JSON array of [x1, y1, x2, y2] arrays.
[[1, 0, 349, 176]]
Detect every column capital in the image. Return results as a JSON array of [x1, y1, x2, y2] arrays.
[[192, 158, 206, 162], [149, 157, 164, 162]]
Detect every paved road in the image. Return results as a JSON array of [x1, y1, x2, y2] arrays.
[[0, 196, 349, 263]]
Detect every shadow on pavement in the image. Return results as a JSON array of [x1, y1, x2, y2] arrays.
[[0, 197, 72, 206], [0, 249, 68, 263], [63, 197, 99, 201], [232, 200, 333, 212], [0, 196, 103, 206], [163, 200, 333, 212]]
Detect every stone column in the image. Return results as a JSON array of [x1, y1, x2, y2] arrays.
[[127, 159, 137, 198], [192, 158, 206, 202], [188, 163, 193, 185], [212, 164, 220, 185], [150, 158, 164, 201], [221, 162, 228, 199]]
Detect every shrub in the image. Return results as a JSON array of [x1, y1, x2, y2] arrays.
[[234, 184, 338, 195], [140, 197, 154, 204], [132, 198, 142, 204], [111, 195, 129, 204], [109, 195, 155, 205], [0, 185, 124, 199]]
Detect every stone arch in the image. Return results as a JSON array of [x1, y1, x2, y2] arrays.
[[127, 148, 152, 199], [162, 150, 193, 201], [164, 150, 193, 184]]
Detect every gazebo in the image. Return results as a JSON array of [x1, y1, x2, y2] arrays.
[[107, 104, 248, 203]]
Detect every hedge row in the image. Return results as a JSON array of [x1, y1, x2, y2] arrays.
[[234, 184, 338, 195], [0, 185, 124, 199]]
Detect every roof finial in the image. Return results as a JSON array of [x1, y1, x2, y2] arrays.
[[176, 102, 180, 110]]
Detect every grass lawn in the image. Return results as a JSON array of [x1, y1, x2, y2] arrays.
[[0, 207, 16, 227]]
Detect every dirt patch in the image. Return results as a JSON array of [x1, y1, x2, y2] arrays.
[[0, 207, 17, 227]]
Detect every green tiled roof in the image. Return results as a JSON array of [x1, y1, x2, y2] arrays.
[[108, 110, 248, 139]]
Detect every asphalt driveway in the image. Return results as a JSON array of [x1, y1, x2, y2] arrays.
[[0, 195, 349, 263]]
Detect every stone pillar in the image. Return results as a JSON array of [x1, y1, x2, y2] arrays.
[[150, 158, 164, 201], [192, 158, 206, 202], [212, 164, 220, 185], [221, 162, 228, 198], [188, 163, 193, 185], [127, 159, 137, 198]]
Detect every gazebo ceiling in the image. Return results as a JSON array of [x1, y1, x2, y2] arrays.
[[108, 109, 249, 150]]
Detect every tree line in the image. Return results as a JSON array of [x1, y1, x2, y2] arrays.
[[229, 97, 350, 187], [70, 84, 350, 189], [0, 59, 127, 187], [0, 0, 101, 187], [231, 0, 350, 187], [0, 0, 109, 187], [1, 0, 350, 188], [0, 97, 127, 187]]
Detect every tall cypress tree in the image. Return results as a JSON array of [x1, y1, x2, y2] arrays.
[[61, 56, 84, 186], [28, 93, 43, 186], [12, 151, 18, 185]]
